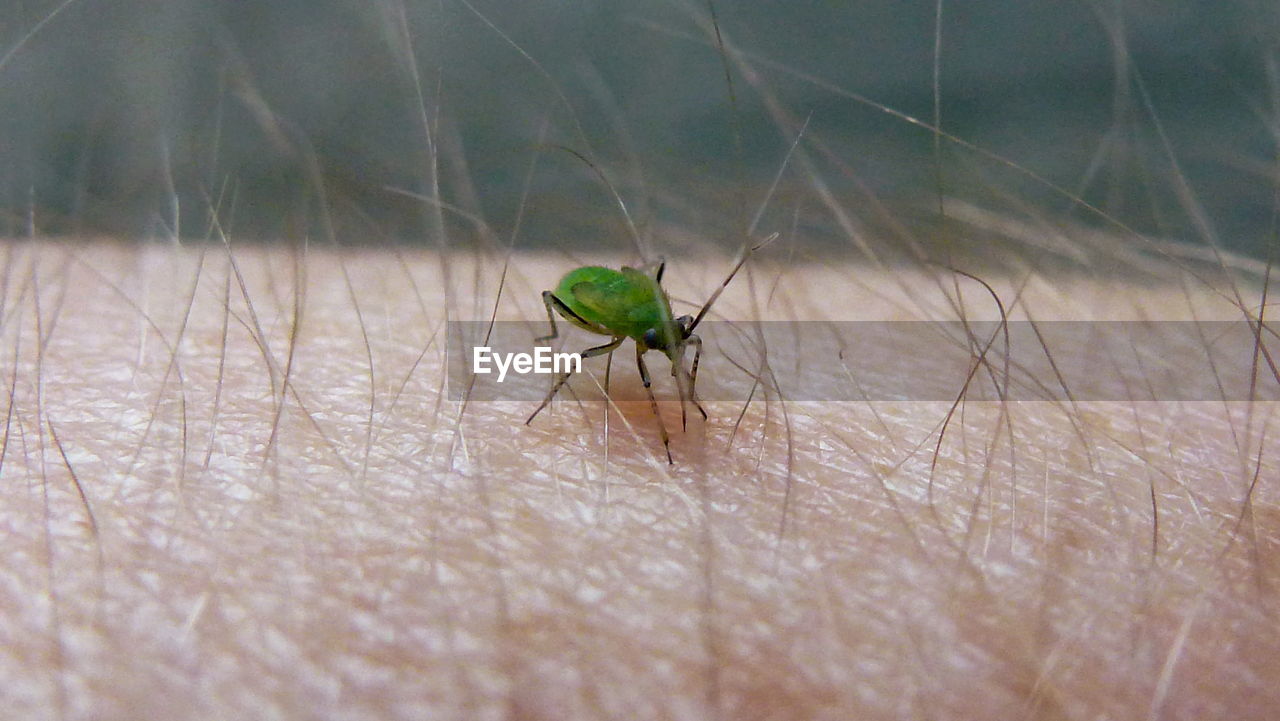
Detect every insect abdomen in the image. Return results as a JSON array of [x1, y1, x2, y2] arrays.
[[556, 266, 665, 341]]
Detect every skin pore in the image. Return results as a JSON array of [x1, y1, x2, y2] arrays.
[[1, 235, 1276, 720]]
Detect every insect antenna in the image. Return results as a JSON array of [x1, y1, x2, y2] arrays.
[[687, 232, 779, 334]]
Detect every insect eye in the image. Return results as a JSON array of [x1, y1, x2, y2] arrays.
[[643, 328, 660, 349]]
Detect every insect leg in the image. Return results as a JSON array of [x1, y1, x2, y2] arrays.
[[686, 334, 708, 421], [668, 336, 708, 431], [535, 291, 559, 343], [669, 353, 687, 431], [636, 344, 673, 464], [526, 336, 624, 425], [540, 290, 612, 340]]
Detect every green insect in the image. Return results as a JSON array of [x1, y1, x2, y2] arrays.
[[527, 233, 777, 463]]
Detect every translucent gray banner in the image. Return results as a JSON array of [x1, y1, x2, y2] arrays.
[[446, 321, 1280, 402]]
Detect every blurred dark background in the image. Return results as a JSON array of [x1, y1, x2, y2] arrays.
[[1, 0, 1277, 256]]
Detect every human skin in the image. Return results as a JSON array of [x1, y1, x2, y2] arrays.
[[1, 237, 1277, 720]]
